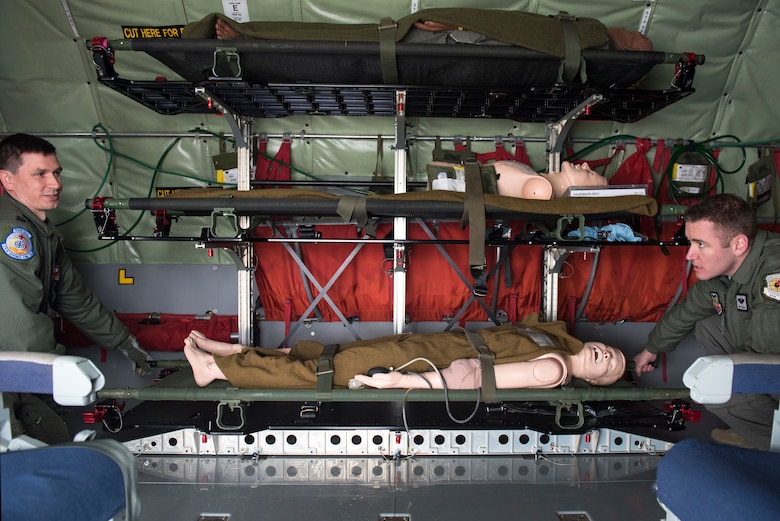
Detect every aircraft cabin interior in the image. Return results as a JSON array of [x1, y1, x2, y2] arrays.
[[1, 1, 779, 520]]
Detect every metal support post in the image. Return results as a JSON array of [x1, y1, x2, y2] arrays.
[[236, 119, 253, 346], [541, 245, 601, 322], [393, 90, 408, 334], [195, 86, 254, 345], [542, 247, 566, 322], [545, 94, 603, 174]]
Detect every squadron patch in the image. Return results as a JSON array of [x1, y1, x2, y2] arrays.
[[710, 292, 723, 315], [2, 227, 35, 260], [762, 273, 780, 302], [735, 294, 748, 311]]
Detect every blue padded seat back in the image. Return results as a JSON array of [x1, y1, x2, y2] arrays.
[[0, 360, 53, 394], [656, 438, 780, 521], [732, 363, 780, 395], [1, 444, 126, 521]]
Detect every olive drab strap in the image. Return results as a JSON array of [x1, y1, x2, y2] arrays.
[[370, 135, 393, 195], [556, 12, 581, 83], [374, 134, 384, 178], [461, 158, 488, 297], [337, 196, 376, 237], [378, 17, 399, 84], [458, 328, 497, 403], [316, 343, 339, 400]]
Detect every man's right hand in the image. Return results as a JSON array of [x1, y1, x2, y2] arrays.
[[119, 336, 154, 376], [633, 349, 657, 377]]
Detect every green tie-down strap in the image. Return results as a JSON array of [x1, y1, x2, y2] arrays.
[[458, 328, 497, 403], [316, 343, 339, 400], [337, 196, 376, 236], [461, 159, 489, 297], [378, 16, 398, 84], [555, 11, 582, 83]]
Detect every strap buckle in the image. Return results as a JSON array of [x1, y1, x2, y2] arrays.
[[215, 400, 246, 431], [300, 401, 321, 419], [316, 365, 334, 377], [212, 47, 242, 78], [555, 11, 577, 22], [378, 18, 398, 31], [554, 401, 585, 430]]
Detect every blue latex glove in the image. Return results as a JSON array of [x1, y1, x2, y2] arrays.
[[567, 223, 641, 242], [600, 223, 642, 242], [567, 226, 599, 241]]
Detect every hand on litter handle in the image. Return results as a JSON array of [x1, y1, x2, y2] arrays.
[[633, 349, 657, 377], [119, 336, 154, 376]]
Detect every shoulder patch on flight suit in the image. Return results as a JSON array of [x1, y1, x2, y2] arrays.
[[2, 227, 35, 260], [762, 273, 780, 302], [710, 292, 723, 315]]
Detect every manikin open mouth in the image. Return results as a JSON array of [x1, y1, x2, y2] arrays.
[[593, 346, 602, 364]]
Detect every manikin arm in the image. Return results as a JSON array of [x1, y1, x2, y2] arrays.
[[352, 355, 568, 390]]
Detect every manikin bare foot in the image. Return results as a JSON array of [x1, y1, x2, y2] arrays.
[[215, 18, 240, 39], [184, 338, 228, 387], [188, 330, 243, 356]]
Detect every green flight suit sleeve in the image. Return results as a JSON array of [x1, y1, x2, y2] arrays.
[[51, 241, 131, 351], [644, 281, 718, 354]]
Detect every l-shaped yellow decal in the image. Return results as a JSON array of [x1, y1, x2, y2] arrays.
[[118, 269, 135, 285]]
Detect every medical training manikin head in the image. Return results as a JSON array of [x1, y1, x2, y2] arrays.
[[571, 342, 627, 386], [541, 161, 608, 198], [494, 160, 553, 200]]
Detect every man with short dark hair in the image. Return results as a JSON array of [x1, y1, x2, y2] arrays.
[[0, 133, 153, 444], [634, 194, 780, 450]]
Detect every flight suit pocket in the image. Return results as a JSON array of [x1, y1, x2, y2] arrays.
[[746, 305, 780, 354]]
